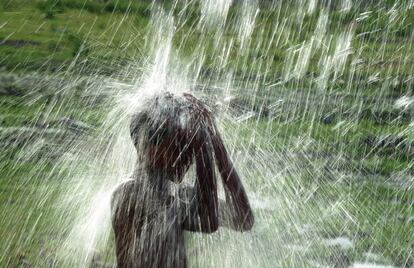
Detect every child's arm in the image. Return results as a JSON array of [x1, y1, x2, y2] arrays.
[[181, 141, 219, 233], [181, 135, 254, 232], [217, 184, 254, 231], [180, 183, 253, 232], [212, 132, 254, 231]]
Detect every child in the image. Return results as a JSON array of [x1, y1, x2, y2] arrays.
[[111, 92, 254, 268]]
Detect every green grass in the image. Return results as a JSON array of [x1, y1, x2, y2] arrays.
[[325, 181, 414, 266], [0, 160, 60, 267], [1, 98, 413, 266], [225, 116, 413, 175], [1, 0, 412, 81], [0, 3, 151, 71], [2, 151, 413, 266], [0, 0, 413, 267]]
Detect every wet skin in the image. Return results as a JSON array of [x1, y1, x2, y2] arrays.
[[111, 142, 253, 268], [111, 92, 254, 267]]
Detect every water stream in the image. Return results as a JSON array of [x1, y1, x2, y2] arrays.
[[1, 0, 413, 267]]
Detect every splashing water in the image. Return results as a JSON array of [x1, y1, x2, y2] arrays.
[[0, 0, 414, 267]]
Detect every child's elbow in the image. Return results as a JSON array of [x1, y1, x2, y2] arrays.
[[237, 213, 255, 232], [242, 219, 254, 231], [204, 221, 219, 233]]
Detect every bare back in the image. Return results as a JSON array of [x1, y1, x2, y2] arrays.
[[111, 179, 187, 268]]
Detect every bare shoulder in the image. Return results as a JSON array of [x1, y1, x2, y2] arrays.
[[112, 179, 137, 195], [111, 179, 140, 209]]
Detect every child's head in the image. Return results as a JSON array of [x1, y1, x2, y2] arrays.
[[130, 92, 215, 183], [129, 91, 254, 231]]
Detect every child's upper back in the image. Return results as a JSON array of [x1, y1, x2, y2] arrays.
[[111, 178, 188, 268]]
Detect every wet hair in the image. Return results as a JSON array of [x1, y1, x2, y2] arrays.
[[130, 92, 216, 180], [130, 91, 254, 230]]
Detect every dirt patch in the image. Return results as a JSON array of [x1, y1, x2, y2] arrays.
[[0, 86, 21, 96], [0, 39, 40, 48]]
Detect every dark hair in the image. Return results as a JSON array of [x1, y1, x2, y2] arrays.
[[130, 91, 254, 231], [130, 91, 216, 177]]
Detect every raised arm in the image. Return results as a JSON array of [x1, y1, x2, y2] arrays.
[[181, 131, 254, 232], [211, 131, 254, 232], [181, 140, 219, 233]]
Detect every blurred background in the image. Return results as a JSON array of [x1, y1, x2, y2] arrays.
[[0, 0, 413, 267]]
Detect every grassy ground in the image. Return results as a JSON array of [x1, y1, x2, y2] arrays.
[[1, 0, 414, 267], [223, 118, 414, 266], [1, 87, 414, 266], [0, 0, 151, 72], [1, 1, 413, 77]]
